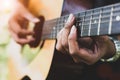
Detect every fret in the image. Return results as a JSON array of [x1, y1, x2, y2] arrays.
[[83, 10, 92, 36], [91, 18, 99, 24], [114, 2, 120, 9], [75, 13, 81, 37], [101, 12, 111, 17], [113, 9, 120, 16], [74, 12, 80, 18], [42, 3, 120, 39], [97, 8, 102, 35], [55, 17, 66, 38], [55, 18, 63, 38], [84, 20, 90, 25], [112, 15, 120, 21], [92, 12, 99, 25], [111, 20, 120, 35], [108, 6, 113, 34], [41, 18, 58, 39], [101, 16, 110, 23], [102, 5, 111, 12], [51, 28, 54, 39], [89, 8, 100, 36], [51, 19, 58, 39], [111, 3, 120, 35], [79, 12, 85, 37], [99, 22, 109, 35], [81, 24, 89, 37], [64, 15, 69, 22], [93, 8, 101, 14], [80, 11, 86, 37], [90, 23, 98, 36], [92, 13, 99, 19], [88, 11, 92, 36]]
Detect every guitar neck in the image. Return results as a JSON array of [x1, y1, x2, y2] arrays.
[[41, 2, 120, 39]]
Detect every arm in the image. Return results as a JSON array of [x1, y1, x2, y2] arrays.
[[9, 0, 39, 45]]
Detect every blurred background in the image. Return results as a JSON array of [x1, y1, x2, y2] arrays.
[[0, 0, 38, 80], [0, 0, 13, 80]]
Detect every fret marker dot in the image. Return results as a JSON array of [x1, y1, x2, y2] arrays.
[[53, 27, 56, 30], [65, 20, 67, 22], [79, 23, 81, 26], [116, 16, 120, 21], [94, 20, 97, 23]]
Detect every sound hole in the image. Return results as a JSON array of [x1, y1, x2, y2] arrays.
[[21, 75, 31, 80]]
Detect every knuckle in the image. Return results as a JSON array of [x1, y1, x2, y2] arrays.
[[57, 29, 63, 38], [68, 35, 73, 41], [64, 23, 71, 29], [69, 50, 78, 56], [15, 38, 20, 44], [62, 40, 68, 47], [85, 59, 96, 65], [16, 30, 22, 35], [56, 43, 62, 51], [57, 32, 61, 39]]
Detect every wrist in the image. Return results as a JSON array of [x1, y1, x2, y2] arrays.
[[101, 36, 120, 62]]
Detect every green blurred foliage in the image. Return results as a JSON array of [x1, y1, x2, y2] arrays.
[[0, 15, 39, 80], [22, 44, 40, 63]]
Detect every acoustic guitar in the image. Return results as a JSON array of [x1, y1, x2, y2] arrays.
[[7, 0, 120, 80]]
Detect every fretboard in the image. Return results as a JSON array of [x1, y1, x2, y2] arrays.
[[42, 2, 120, 39]]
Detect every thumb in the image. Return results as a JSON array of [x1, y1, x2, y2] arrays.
[[23, 9, 40, 23]]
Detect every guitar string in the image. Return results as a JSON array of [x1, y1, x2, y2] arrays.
[[44, 13, 120, 30], [43, 9, 120, 30], [43, 3, 120, 25], [42, 3, 120, 38]]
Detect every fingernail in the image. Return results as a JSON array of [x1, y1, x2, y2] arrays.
[[70, 25, 76, 34], [28, 36, 35, 41], [32, 18, 40, 22], [66, 14, 74, 24]]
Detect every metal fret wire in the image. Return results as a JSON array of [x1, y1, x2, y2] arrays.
[[45, 2, 120, 26], [44, 3, 120, 30], [45, 3, 120, 38]]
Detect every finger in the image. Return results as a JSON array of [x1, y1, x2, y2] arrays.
[[56, 32, 67, 53], [68, 25, 79, 55], [68, 26, 99, 64], [23, 9, 40, 23], [61, 14, 75, 48], [9, 19, 34, 36], [64, 14, 75, 31], [68, 25, 83, 62], [9, 29, 35, 45], [56, 32, 63, 51]]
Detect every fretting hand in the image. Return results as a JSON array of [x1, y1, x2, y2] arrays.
[[56, 14, 116, 65]]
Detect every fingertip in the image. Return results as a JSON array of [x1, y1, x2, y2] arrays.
[[66, 14, 74, 24], [69, 25, 77, 39], [65, 14, 75, 29], [32, 18, 40, 23]]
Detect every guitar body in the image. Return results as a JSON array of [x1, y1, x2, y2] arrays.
[[8, 0, 91, 79], [8, 0, 120, 80], [8, 0, 63, 80]]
